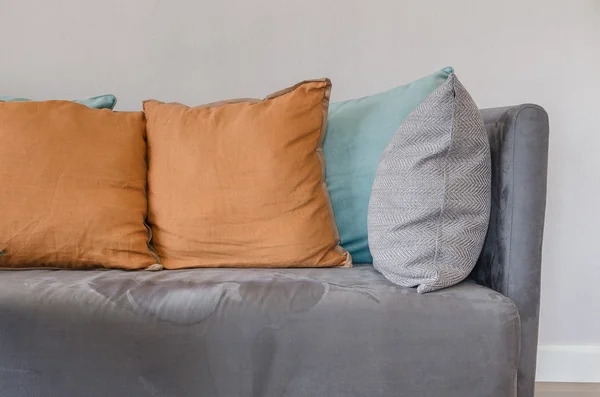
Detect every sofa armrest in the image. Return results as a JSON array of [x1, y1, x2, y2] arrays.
[[471, 104, 549, 397]]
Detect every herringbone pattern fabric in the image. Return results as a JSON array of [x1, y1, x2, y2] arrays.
[[367, 74, 490, 293]]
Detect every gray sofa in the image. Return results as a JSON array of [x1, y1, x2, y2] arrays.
[[0, 104, 548, 397]]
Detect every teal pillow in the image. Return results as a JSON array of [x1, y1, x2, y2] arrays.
[[0, 94, 117, 109], [323, 67, 453, 263]]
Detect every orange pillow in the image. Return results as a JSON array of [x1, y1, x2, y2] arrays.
[[0, 101, 158, 269], [144, 79, 351, 269]]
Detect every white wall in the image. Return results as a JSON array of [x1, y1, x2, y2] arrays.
[[2, 0, 599, 381]]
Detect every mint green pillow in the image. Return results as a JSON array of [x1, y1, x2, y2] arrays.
[[323, 67, 453, 263], [0, 94, 117, 109]]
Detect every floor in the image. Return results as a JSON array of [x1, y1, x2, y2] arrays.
[[536, 383, 600, 396]]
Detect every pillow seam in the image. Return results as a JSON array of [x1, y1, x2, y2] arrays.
[[431, 75, 457, 285]]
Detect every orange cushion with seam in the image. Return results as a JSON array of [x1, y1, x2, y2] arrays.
[[144, 79, 351, 269], [0, 101, 156, 269]]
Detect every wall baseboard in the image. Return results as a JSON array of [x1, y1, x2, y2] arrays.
[[536, 345, 600, 382]]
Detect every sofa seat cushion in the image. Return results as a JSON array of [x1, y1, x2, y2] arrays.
[[0, 267, 519, 397]]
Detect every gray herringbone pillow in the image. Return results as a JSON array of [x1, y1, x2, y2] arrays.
[[367, 73, 490, 293]]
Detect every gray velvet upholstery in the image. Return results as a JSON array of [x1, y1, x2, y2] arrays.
[[472, 104, 549, 397], [0, 268, 519, 397], [0, 104, 548, 397]]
